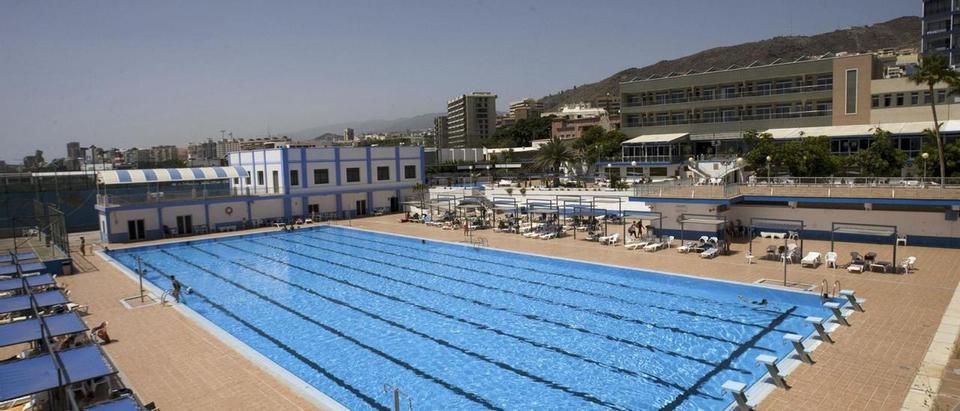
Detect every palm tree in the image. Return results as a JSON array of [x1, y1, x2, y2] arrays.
[[910, 54, 959, 185], [534, 136, 574, 187]]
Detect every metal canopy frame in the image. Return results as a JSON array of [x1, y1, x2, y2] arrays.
[[622, 210, 663, 239], [677, 213, 727, 245], [830, 222, 899, 265], [748, 218, 805, 256], [491, 196, 520, 232]]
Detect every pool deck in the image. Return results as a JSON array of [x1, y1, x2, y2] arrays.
[[63, 216, 960, 410], [60, 236, 319, 410]]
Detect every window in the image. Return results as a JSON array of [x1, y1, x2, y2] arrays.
[[404, 165, 416, 179], [377, 166, 390, 181], [871, 95, 880, 108], [313, 169, 329, 184], [257, 170, 264, 185], [845, 69, 858, 114], [896, 93, 904, 106], [245, 171, 251, 185], [346, 167, 361, 183], [911, 92, 920, 105], [233, 177, 239, 185], [924, 91, 933, 104], [937, 90, 947, 103], [883, 94, 892, 107], [289, 170, 299, 186]]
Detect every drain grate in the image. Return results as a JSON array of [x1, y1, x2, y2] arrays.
[[120, 293, 160, 310]]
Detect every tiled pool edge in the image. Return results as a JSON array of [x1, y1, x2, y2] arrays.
[[334, 224, 855, 409], [902, 283, 960, 410], [96, 249, 346, 411]]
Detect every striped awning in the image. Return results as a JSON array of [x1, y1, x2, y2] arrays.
[[98, 167, 246, 185]]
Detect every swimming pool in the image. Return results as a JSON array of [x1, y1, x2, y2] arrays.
[[107, 226, 838, 410]]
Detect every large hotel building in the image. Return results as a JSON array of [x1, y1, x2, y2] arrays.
[[611, 50, 960, 176], [446, 92, 497, 148]]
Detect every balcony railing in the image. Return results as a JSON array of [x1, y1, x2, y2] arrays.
[[97, 185, 265, 207], [619, 155, 682, 164], [623, 83, 832, 108], [624, 109, 832, 128], [631, 177, 960, 200]]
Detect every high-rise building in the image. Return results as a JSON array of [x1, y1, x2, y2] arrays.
[[433, 115, 449, 148], [215, 139, 242, 159], [922, 0, 960, 67], [594, 94, 621, 115], [344, 128, 356, 141], [66, 142, 82, 170], [446, 92, 496, 148], [508, 98, 544, 120]]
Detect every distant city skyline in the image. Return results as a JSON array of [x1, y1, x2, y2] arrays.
[[1, 0, 917, 162]]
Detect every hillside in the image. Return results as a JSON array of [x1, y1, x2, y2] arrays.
[[539, 16, 921, 110]]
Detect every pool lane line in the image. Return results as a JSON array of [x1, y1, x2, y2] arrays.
[[661, 306, 797, 410], [169, 248, 623, 411], [156, 250, 505, 411], [305, 228, 787, 316], [197, 244, 696, 396], [275, 234, 782, 335], [240, 238, 752, 373], [134, 259, 388, 411], [296, 231, 788, 329]]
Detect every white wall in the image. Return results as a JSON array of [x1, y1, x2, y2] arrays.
[[108, 209, 160, 236], [161, 205, 207, 228], [207, 201, 249, 225], [250, 198, 284, 220], [307, 194, 338, 213], [372, 190, 397, 209], [341, 192, 367, 212], [725, 204, 960, 238]]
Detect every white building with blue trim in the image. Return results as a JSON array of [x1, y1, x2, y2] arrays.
[[95, 146, 425, 243]]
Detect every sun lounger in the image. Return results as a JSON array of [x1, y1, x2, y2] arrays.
[[800, 252, 821, 268], [699, 247, 719, 259], [599, 233, 619, 245], [625, 241, 650, 250], [677, 242, 697, 253], [643, 242, 665, 252], [539, 231, 559, 240], [847, 264, 864, 273]]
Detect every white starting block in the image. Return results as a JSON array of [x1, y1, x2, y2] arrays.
[[804, 316, 834, 344], [721, 380, 751, 411], [756, 355, 788, 389], [784, 333, 813, 364], [838, 289, 865, 312], [823, 302, 851, 326]]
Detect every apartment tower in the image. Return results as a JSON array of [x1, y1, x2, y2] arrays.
[[446, 92, 497, 148]]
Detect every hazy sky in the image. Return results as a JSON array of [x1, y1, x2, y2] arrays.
[[1, 0, 917, 162]]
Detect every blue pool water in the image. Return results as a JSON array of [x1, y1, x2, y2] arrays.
[[107, 226, 838, 410]]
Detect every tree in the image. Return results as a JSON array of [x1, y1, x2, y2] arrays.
[[848, 128, 907, 177], [909, 54, 959, 185], [533, 136, 574, 187], [480, 116, 555, 148], [571, 126, 627, 182], [921, 129, 960, 178], [413, 182, 429, 209], [742, 130, 777, 177], [777, 135, 841, 177]]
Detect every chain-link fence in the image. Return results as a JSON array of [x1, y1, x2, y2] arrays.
[[0, 200, 69, 260]]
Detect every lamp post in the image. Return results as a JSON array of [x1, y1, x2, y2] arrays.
[[922, 152, 930, 184], [766, 155, 772, 182]]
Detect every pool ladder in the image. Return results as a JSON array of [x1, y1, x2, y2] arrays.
[[383, 384, 413, 411], [820, 279, 841, 300]]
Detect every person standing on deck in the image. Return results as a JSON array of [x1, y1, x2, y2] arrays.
[[79, 237, 86, 256]]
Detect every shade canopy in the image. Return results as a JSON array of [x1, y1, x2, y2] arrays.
[[0, 312, 87, 347], [0, 291, 68, 315], [750, 218, 804, 232], [0, 274, 56, 293], [679, 217, 726, 226], [622, 132, 690, 145], [98, 166, 246, 185], [18, 262, 47, 274], [0, 252, 38, 265], [0, 345, 116, 401], [83, 396, 140, 411], [833, 226, 897, 237]]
